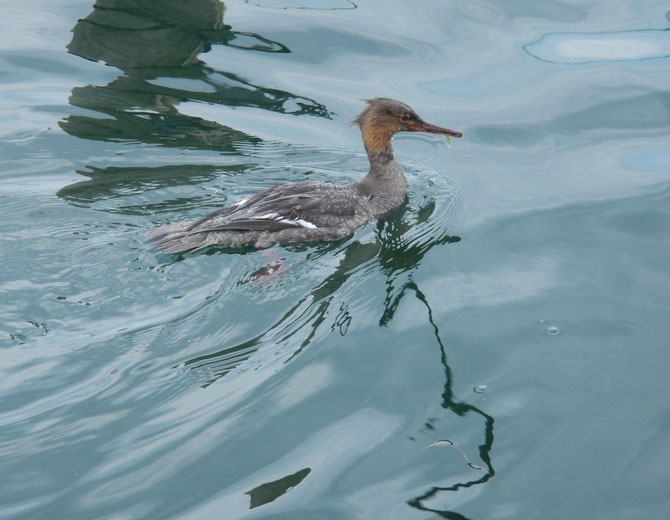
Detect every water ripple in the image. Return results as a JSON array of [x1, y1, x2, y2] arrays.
[[525, 29, 670, 64]]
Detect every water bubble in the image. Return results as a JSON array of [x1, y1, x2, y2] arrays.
[[473, 385, 487, 394], [546, 326, 560, 335]]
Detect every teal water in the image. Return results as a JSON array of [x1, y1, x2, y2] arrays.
[[2, 1, 670, 518]]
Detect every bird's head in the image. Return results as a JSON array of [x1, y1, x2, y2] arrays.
[[353, 97, 461, 152]]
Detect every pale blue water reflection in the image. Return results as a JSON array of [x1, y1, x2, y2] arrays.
[[1, 1, 669, 519], [526, 29, 670, 63]]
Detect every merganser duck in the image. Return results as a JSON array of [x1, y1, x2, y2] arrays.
[[148, 97, 461, 252]]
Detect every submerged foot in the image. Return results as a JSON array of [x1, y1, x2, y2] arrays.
[[250, 248, 289, 285]]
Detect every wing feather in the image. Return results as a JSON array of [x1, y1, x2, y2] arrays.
[[186, 181, 360, 235], [188, 218, 302, 233]]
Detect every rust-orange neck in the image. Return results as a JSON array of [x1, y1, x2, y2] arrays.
[[359, 121, 393, 154]]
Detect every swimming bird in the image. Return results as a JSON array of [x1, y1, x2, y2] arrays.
[[148, 97, 461, 252]]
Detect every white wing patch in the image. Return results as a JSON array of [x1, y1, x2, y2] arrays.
[[292, 219, 317, 229], [271, 217, 318, 229], [234, 211, 318, 230], [233, 196, 250, 208]]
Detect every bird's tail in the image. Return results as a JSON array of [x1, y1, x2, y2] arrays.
[[147, 223, 209, 254]]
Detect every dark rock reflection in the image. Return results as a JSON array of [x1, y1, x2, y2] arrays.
[[245, 467, 311, 509], [56, 163, 248, 207], [61, 0, 330, 152]]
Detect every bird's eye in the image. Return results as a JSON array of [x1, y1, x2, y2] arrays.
[[401, 114, 410, 122]]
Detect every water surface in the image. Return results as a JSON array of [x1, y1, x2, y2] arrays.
[[1, 1, 670, 519]]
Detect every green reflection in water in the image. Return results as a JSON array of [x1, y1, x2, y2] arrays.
[[60, 0, 331, 152]]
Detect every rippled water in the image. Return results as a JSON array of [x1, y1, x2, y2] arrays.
[[2, 1, 670, 519]]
